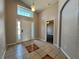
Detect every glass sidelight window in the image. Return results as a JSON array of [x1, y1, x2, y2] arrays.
[[16, 20, 21, 40]]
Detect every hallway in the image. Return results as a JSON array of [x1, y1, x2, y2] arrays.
[[5, 40, 66, 59]]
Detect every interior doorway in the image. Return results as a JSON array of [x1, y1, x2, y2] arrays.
[[46, 20, 54, 44]]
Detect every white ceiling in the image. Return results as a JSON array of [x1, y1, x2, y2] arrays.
[[21, 0, 58, 12]]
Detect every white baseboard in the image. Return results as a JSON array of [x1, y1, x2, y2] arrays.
[[33, 38, 40, 40], [60, 48, 71, 59], [7, 39, 31, 46], [54, 44, 59, 49], [7, 41, 25, 46], [7, 42, 17, 46], [2, 49, 6, 59]]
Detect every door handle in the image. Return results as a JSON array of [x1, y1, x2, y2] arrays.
[[21, 29, 23, 33]]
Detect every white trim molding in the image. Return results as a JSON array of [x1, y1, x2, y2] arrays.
[[7, 39, 32, 46], [54, 44, 59, 49], [2, 49, 6, 59], [7, 40, 26, 46], [60, 48, 71, 59]]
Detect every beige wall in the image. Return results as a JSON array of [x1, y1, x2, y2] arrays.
[[39, 3, 58, 44], [58, 0, 79, 59], [5, 0, 17, 45], [5, 0, 31, 45], [33, 13, 40, 39], [0, 0, 6, 58]]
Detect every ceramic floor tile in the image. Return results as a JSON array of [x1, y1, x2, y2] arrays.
[[35, 49, 47, 58], [5, 55, 17, 59], [48, 48, 60, 58], [23, 52, 33, 59], [44, 46, 54, 53], [33, 40, 47, 47], [48, 50, 58, 58], [22, 40, 34, 46], [7, 45, 26, 56], [55, 52, 67, 59], [5, 40, 66, 59], [30, 52, 41, 59], [5, 52, 26, 59], [55, 50, 67, 59], [40, 45, 49, 50]]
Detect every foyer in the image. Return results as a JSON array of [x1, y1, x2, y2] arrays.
[[0, 0, 79, 59]]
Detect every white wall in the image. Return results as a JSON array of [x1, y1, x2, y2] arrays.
[[0, 0, 6, 59], [57, 0, 67, 48], [58, 0, 79, 59]]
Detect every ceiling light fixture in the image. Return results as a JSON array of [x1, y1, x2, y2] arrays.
[[31, 2, 36, 12]]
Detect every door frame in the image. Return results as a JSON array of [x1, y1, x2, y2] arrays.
[[45, 19, 56, 44], [58, 0, 70, 48]]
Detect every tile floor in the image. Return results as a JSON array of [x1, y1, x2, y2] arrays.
[[5, 40, 67, 59]]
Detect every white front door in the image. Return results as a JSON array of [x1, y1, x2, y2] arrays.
[[21, 20, 32, 41]]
